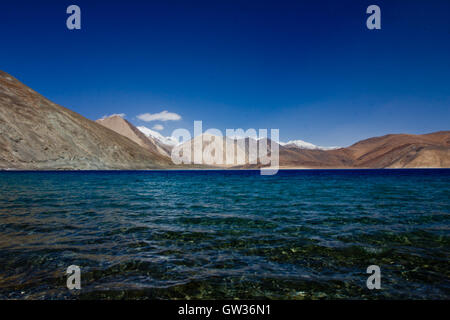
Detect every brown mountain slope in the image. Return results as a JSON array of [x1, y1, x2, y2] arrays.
[[345, 131, 450, 168], [279, 132, 450, 168], [96, 115, 171, 157], [237, 138, 353, 169], [230, 138, 352, 169], [0, 71, 172, 169], [279, 147, 353, 168]]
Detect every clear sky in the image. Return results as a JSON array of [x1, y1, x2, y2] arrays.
[[0, 0, 449, 146]]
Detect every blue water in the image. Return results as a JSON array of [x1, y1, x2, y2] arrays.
[[0, 169, 449, 299]]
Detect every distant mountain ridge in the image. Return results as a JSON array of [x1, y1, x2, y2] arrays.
[[164, 132, 450, 169], [133, 129, 340, 152], [281, 139, 340, 150]]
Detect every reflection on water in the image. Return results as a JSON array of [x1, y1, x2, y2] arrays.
[[0, 169, 449, 299]]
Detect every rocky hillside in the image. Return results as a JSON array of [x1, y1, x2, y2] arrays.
[[0, 71, 172, 170]]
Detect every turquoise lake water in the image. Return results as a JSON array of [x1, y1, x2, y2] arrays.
[[0, 169, 448, 299]]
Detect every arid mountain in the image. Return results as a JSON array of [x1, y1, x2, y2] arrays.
[[278, 146, 353, 169], [278, 132, 450, 168], [345, 131, 450, 168], [0, 70, 448, 170], [166, 132, 450, 169], [0, 71, 172, 169], [96, 115, 171, 157]]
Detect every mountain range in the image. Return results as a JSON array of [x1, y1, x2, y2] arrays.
[[0, 71, 171, 169], [135, 126, 339, 151], [0, 71, 449, 170]]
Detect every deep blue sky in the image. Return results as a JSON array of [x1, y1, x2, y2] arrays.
[[1, 0, 449, 146]]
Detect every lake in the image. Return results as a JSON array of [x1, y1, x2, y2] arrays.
[[0, 169, 448, 299]]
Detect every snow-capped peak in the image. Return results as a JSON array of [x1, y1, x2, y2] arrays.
[[280, 139, 340, 150], [137, 126, 179, 146], [280, 139, 317, 149]]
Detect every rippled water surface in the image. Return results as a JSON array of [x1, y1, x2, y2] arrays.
[[0, 169, 449, 299]]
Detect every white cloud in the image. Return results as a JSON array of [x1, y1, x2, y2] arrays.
[[152, 124, 164, 131], [137, 110, 181, 122], [100, 113, 126, 120]]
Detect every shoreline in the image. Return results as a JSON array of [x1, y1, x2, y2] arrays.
[[1, 167, 449, 172]]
